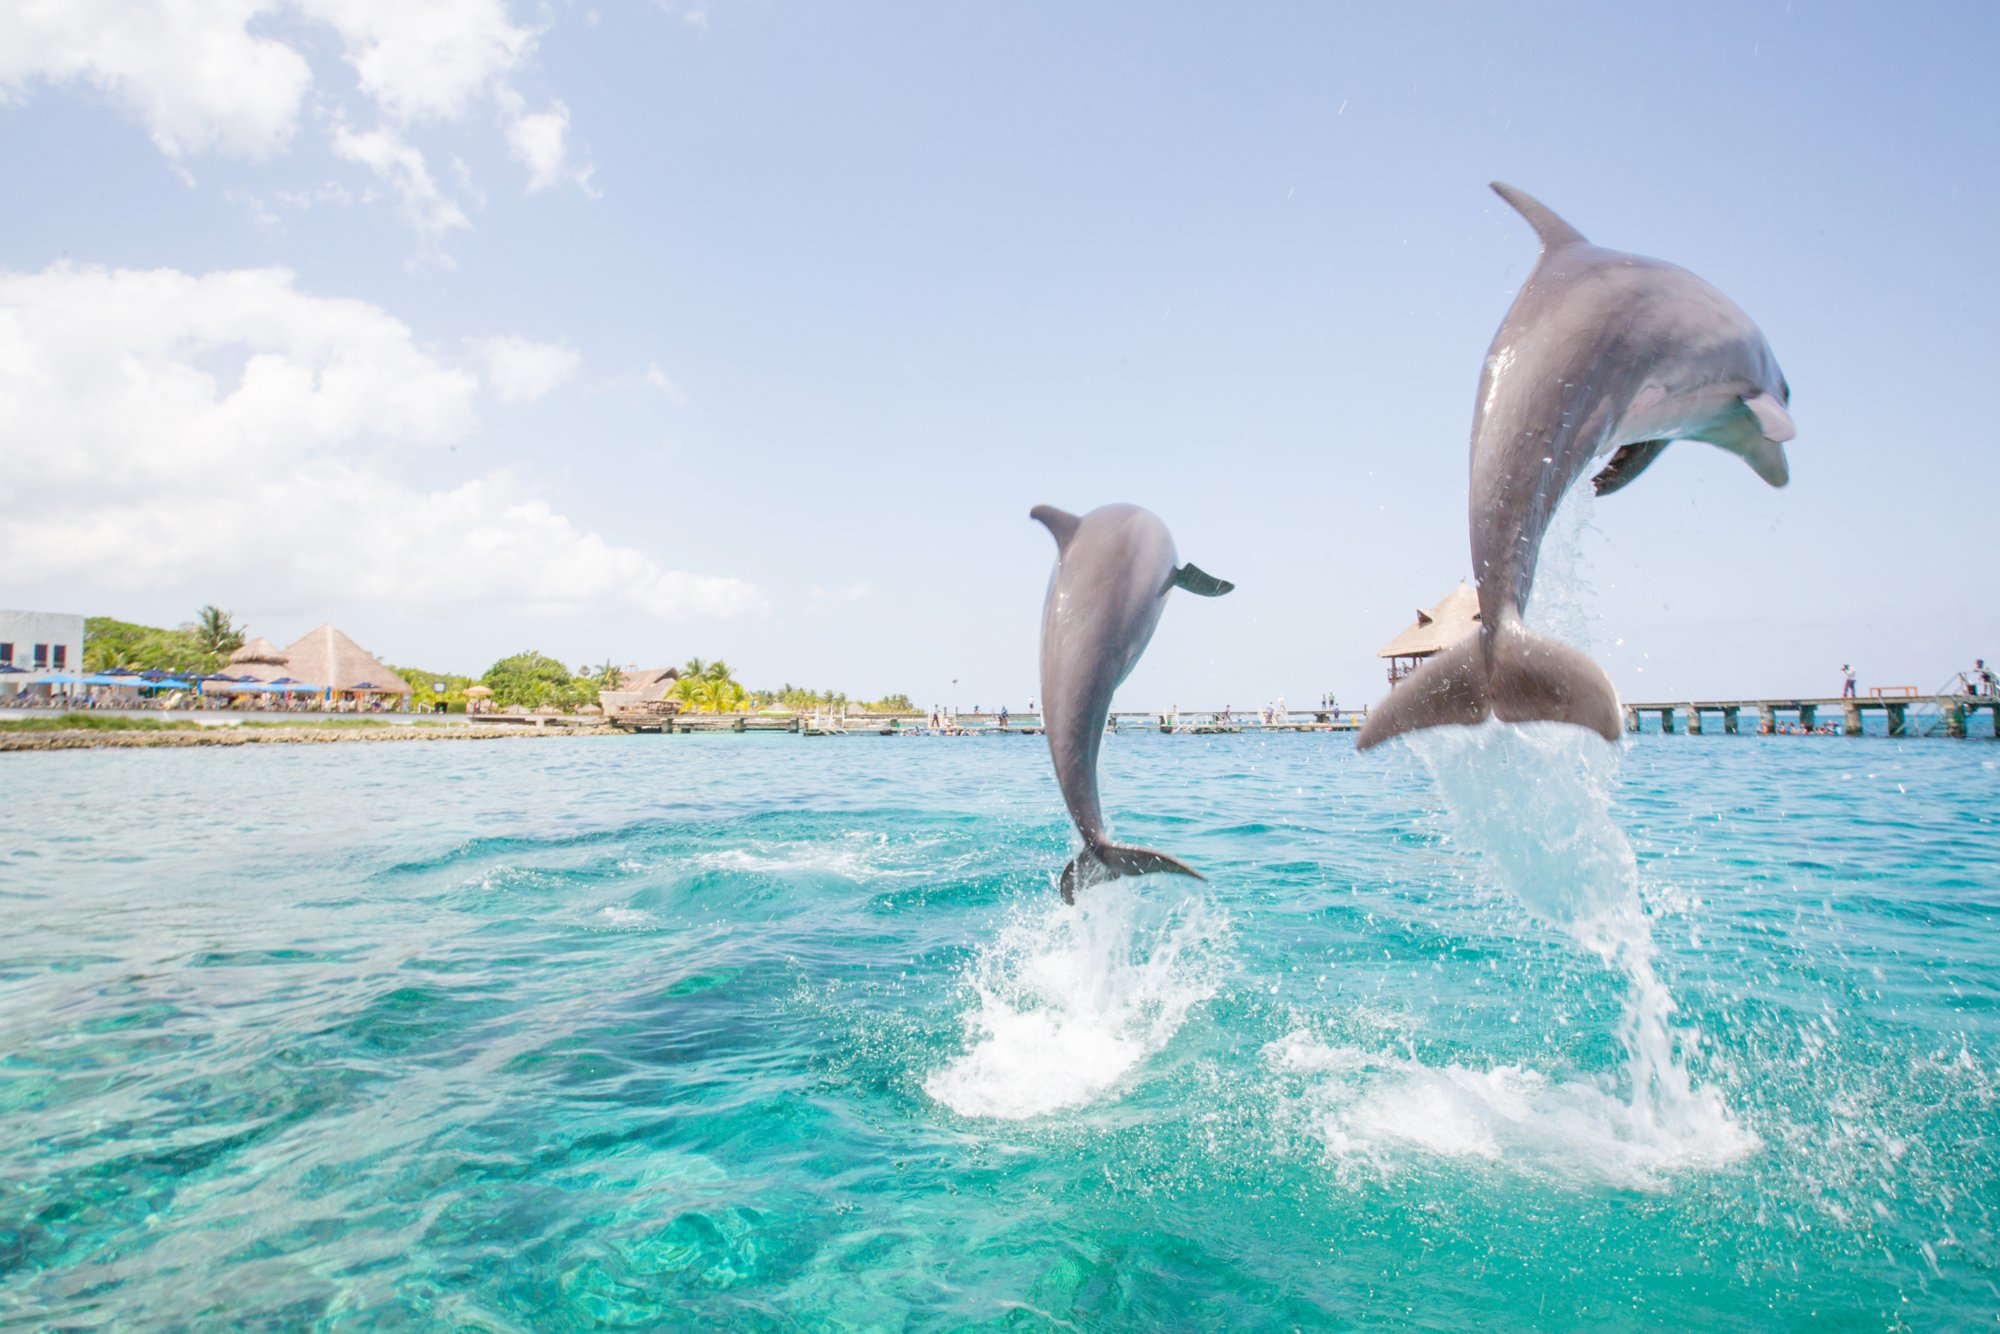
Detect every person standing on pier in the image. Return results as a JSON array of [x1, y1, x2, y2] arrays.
[[1978, 659, 1996, 696], [1842, 665, 1856, 698]]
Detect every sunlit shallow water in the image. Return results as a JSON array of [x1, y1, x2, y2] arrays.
[[2, 731, 1995, 1328]]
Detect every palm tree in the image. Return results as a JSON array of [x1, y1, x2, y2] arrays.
[[704, 659, 733, 682], [681, 656, 707, 681], [190, 605, 244, 657], [595, 659, 623, 689]]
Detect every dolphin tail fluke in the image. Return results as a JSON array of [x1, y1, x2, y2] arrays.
[[1059, 842, 1204, 904], [1355, 620, 1622, 750], [1488, 621, 1622, 742], [1355, 635, 1492, 750]]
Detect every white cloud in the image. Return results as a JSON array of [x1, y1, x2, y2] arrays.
[[330, 123, 470, 263], [0, 0, 312, 159], [643, 364, 688, 404], [297, 0, 532, 122], [504, 96, 572, 193], [0, 0, 589, 252], [476, 336, 580, 404], [0, 264, 765, 622]]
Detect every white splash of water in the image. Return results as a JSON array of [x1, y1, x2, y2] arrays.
[[1288, 488, 1755, 1186], [926, 881, 1228, 1120], [1290, 721, 1758, 1187]]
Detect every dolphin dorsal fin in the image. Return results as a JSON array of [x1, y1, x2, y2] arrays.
[[1030, 504, 1083, 550], [1490, 182, 1587, 251]]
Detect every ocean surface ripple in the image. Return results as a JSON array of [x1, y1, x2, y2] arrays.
[[2, 733, 1996, 1327]]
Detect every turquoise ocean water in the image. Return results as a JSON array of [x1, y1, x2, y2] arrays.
[[2, 729, 1996, 1328]]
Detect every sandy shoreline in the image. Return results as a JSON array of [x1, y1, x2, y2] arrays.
[[0, 724, 617, 752]]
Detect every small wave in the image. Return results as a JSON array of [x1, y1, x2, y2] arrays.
[[1266, 1029, 1757, 1189], [924, 880, 1228, 1120], [595, 906, 661, 930], [686, 831, 967, 882]]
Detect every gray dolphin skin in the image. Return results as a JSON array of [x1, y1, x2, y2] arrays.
[[1033, 502, 1234, 902], [1357, 182, 1795, 750]]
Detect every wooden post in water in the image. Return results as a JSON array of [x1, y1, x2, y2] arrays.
[[1686, 706, 1703, 735], [1944, 700, 1966, 738], [1625, 706, 1640, 734], [1723, 705, 1740, 734], [1845, 700, 1864, 736], [1758, 704, 1775, 734], [1799, 703, 1817, 731], [1660, 706, 1676, 735]]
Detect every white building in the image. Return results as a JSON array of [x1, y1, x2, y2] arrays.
[[0, 609, 86, 695]]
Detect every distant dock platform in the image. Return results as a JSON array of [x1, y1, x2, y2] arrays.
[[1625, 695, 2000, 738]]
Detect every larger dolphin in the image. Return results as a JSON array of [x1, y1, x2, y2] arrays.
[[1033, 502, 1233, 902], [1357, 183, 1795, 750]]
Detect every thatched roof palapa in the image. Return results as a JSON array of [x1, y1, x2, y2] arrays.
[[226, 636, 290, 683], [1378, 584, 1481, 660], [278, 624, 412, 694], [599, 665, 681, 715]]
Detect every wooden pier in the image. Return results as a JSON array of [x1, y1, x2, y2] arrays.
[[1625, 695, 2000, 738], [606, 706, 1369, 736]]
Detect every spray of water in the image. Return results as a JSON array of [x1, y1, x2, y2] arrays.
[[1410, 722, 1748, 1151], [926, 880, 1228, 1120], [1278, 489, 1756, 1186]]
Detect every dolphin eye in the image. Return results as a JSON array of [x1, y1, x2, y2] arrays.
[[1780, 376, 1791, 403]]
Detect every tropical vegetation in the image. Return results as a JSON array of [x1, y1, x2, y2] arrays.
[[83, 608, 242, 676], [660, 657, 911, 715], [393, 665, 480, 712], [480, 651, 601, 712]]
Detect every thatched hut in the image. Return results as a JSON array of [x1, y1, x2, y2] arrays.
[[599, 665, 680, 715], [279, 624, 412, 696], [1378, 584, 1480, 685], [226, 636, 290, 683]]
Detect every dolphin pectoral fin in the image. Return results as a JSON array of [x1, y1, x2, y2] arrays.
[[1591, 440, 1670, 496], [1356, 636, 1491, 750], [1030, 505, 1083, 550], [1490, 182, 1587, 251], [1698, 396, 1792, 488], [1741, 390, 1795, 443], [1060, 842, 1204, 902], [1488, 621, 1622, 743], [1171, 563, 1234, 597]]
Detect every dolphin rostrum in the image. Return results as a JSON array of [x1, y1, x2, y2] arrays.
[[1357, 183, 1795, 750], [1033, 502, 1233, 902]]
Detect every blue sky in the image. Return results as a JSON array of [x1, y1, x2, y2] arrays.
[[2, 2, 1995, 709]]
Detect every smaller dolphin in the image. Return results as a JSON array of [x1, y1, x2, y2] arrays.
[[1358, 183, 1795, 750], [1033, 503, 1233, 902]]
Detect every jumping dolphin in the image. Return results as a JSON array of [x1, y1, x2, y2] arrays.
[[1033, 502, 1233, 902], [1357, 183, 1795, 750]]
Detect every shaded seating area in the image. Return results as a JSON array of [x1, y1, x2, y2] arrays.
[[4, 623, 413, 713]]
